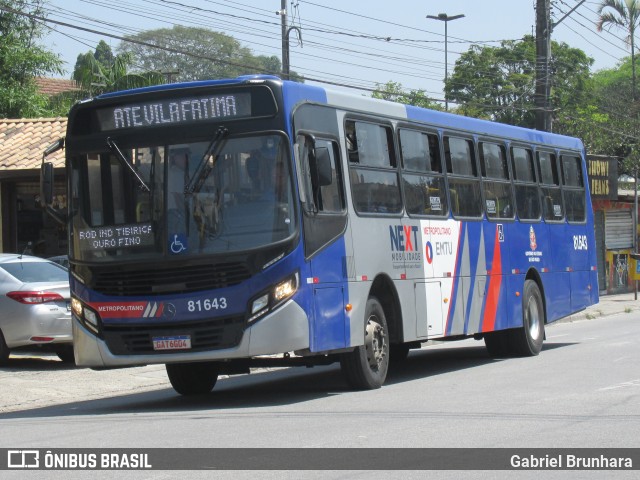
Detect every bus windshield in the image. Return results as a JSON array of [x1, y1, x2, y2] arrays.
[[70, 133, 296, 262]]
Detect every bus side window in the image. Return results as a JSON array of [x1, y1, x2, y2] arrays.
[[479, 141, 513, 220], [511, 146, 541, 221], [347, 120, 401, 215], [561, 154, 586, 223], [444, 136, 482, 218], [399, 128, 448, 216], [537, 151, 564, 221], [296, 135, 344, 214]]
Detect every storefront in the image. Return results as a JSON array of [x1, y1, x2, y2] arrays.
[[588, 155, 640, 294]]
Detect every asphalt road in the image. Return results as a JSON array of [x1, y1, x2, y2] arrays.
[[1, 312, 638, 479]]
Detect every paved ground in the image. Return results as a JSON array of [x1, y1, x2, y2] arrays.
[[566, 291, 640, 322], [1, 291, 638, 414]]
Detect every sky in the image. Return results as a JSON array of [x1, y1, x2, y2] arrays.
[[39, 0, 632, 102]]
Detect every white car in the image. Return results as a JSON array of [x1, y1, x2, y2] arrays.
[[0, 254, 72, 364]]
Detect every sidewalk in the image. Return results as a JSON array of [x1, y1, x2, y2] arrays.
[[563, 291, 640, 322]]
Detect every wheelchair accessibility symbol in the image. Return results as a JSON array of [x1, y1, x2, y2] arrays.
[[170, 234, 187, 254]]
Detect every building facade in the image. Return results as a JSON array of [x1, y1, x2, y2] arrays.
[[0, 118, 67, 256]]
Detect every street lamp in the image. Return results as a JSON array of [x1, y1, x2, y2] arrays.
[[427, 13, 465, 111]]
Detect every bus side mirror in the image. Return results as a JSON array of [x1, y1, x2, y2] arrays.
[[40, 137, 67, 225], [40, 162, 55, 206], [315, 146, 332, 187]]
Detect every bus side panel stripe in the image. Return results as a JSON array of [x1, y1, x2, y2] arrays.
[[446, 223, 467, 336], [481, 227, 503, 332], [465, 223, 487, 335], [444, 224, 464, 335]]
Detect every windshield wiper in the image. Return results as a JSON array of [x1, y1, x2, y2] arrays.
[[106, 137, 151, 192], [185, 127, 229, 195]]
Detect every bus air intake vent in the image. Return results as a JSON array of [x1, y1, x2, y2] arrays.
[[91, 262, 251, 296]]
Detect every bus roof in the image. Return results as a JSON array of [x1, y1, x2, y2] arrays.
[[93, 75, 584, 152]]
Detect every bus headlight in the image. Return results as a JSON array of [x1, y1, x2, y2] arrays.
[[248, 272, 298, 324], [71, 296, 101, 336], [274, 274, 298, 302], [251, 294, 269, 315], [71, 297, 83, 317]]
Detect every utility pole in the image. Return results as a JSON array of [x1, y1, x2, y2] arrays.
[[535, 0, 551, 131], [277, 1, 302, 81], [535, 0, 587, 132], [280, 0, 290, 80]]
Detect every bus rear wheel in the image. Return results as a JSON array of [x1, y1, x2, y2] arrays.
[[511, 280, 545, 356], [340, 296, 390, 390], [166, 361, 219, 395]]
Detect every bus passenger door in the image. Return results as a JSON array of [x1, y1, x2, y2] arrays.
[[415, 282, 444, 337], [296, 135, 349, 351]]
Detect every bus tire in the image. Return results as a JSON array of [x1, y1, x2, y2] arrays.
[[55, 345, 76, 364], [166, 362, 219, 396], [390, 343, 410, 363], [484, 330, 511, 358], [511, 280, 545, 356], [0, 330, 10, 366], [340, 297, 389, 389]]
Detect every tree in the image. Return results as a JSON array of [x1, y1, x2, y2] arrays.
[[117, 26, 299, 82], [72, 46, 164, 97], [73, 40, 115, 83], [0, 0, 63, 117], [445, 36, 593, 130], [596, 0, 640, 100], [372, 81, 443, 110]]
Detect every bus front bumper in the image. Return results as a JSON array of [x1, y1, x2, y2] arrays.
[[73, 300, 310, 368]]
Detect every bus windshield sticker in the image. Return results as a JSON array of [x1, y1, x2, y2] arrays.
[[77, 223, 154, 251], [96, 92, 251, 132], [169, 233, 188, 254], [429, 196, 442, 211]]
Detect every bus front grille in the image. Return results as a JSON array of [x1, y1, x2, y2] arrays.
[[89, 262, 251, 296], [102, 315, 246, 355]]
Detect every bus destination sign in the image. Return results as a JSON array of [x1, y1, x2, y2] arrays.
[[77, 223, 154, 251], [96, 92, 251, 132]]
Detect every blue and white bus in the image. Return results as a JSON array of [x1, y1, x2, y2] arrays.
[[41, 75, 598, 395]]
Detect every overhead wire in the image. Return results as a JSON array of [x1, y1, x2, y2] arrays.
[[18, 0, 640, 113]]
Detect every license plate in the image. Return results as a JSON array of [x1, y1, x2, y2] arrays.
[[152, 335, 191, 351]]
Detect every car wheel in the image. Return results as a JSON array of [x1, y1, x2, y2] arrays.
[[166, 362, 219, 396], [55, 345, 75, 364], [0, 330, 9, 365], [340, 296, 390, 390]]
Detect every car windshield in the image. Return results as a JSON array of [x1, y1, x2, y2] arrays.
[[70, 133, 296, 262], [0, 261, 69, 283]]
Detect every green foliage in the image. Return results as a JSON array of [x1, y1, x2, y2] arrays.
[[72, 43, 164, 97], [73, 40, 116, 85], [593, 2, 640, 169], [0, 0, 63, 117], [117, 26, 300, 82], [372, 81, 442, 110], [445, 36, 593, 130]]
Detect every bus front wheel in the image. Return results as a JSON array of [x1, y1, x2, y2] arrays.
[[340, 296, 390, 390], [166, 361, 219, 395], [512, 280, 545, 356], [0, 330, 9, 365]]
